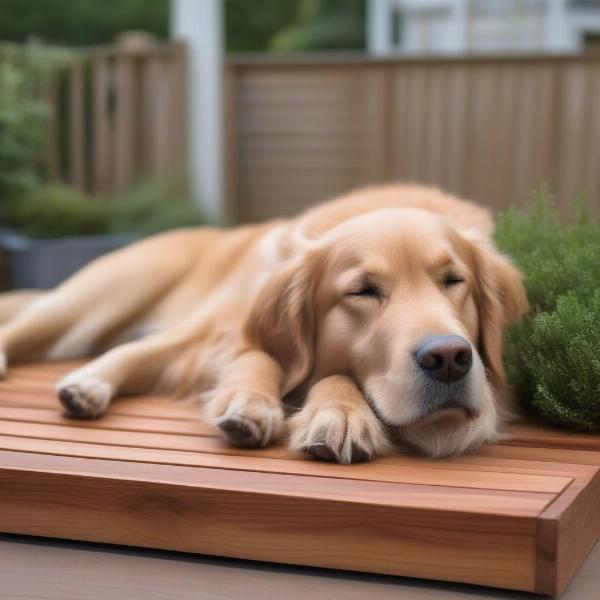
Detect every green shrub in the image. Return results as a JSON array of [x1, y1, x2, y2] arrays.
[[5, 183, 111, 237], [0, 57, 47, 202], [109, 179, 205, 237], [5, 179, 205, 239], [0, 44, 70, 205], [496, 188, 600, 431]]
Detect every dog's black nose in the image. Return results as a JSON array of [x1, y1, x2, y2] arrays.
[[415, 335, 473, 383]]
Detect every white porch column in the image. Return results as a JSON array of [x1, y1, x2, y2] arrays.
[[368, 0, 394, 55], [447, 0, 468, 53], [171, 0, 224, 221], [544, 0, 575, 53]]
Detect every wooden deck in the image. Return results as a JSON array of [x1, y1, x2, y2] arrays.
[[0, 363, 599, 596]]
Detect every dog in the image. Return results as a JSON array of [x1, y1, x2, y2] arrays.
[[0, 184, 528, 463]]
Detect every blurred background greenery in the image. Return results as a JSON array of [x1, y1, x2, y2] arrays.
[[0, 0, 368, 240], [0, 0, 366, 52]]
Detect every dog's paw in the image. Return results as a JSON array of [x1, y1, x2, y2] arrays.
[[207, 388, 284, 448], [56, 377, 112, 418], [289, 402, 390, 464]]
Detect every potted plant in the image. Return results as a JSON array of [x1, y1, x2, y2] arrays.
[[1, 179, 206, 289], [0, 183, 132, 288]]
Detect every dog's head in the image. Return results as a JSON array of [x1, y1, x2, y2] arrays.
[[247, 208, 528, 457]]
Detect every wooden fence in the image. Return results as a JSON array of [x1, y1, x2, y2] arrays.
[[47, 34, 186, 196], [44, 49, 600, 218], [225, 54, 600, 222]]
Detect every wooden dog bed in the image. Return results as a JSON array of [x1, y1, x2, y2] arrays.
[[0, 362, 599, 596]]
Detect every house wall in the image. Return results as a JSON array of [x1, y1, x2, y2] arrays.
[[368, 0, 600, 55]]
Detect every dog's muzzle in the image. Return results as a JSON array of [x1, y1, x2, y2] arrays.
[[412, 334, 478, 423]]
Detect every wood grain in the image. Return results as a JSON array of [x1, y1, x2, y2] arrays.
[[0, 465, 538, 590], [0, 362, 599, 595]]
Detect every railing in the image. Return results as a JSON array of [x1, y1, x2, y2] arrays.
[[46, 33, 186, 196], [225, 54, 600, 221]]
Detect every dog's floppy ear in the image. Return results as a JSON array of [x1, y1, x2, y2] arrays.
[[245, 249, 321, 395], [470, 241, 528, 388]]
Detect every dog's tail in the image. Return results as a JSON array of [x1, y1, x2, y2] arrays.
[[0, 290, 44, 324]]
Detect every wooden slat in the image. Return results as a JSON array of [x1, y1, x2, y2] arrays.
[[0, 449, 555, 516], [167, 42, 186, 168], [68, 61, 86, 191], [477, 444, 600, 466], [91, 56, 111, 194], [0, 433, 572, 495], [0, 390, 196, 420], [507, 423, 600, 452], [0, 419, 285, 456], [44, 77, 61, 180], [0, 405, 215, 436], [224, 64, 240, 221], [114, 55, 135, 193], [376, 453, 597, 478], [140, 55, 160, 175]]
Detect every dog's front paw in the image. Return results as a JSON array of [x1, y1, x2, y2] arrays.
[[289, 402, 390, 464], [56, 377, 112, 418], [207, 388, 284, 448]]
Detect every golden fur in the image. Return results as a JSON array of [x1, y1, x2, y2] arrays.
[[0, 184, 528, 462]]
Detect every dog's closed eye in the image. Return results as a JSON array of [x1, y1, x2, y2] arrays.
[[345, 276, 384, 300], [443, 272, 465, 288], [347, 283, 381, 298]]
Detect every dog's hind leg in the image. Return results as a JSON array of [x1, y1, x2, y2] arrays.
[[55, 297, 240, 418], [0, 290, 44, 324], [0, 233, 194, 376]]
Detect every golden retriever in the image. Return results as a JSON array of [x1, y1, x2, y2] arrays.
[[0, 184, 528, 462]]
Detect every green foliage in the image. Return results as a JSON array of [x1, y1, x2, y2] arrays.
[[5, 179, 205, 239], [225, 0, 299, 53], [270, 0, 366, 52], [0, 45, 68, 204], [5, 183, 111, 238], [1, 0, 366, 53], [495, 188, 600, 431], [0, 0, 169, 45], [226, 0, 366, 53], [109, 179, 205, 237]]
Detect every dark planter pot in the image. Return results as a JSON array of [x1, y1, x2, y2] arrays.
[[0, 231, 134, 289]]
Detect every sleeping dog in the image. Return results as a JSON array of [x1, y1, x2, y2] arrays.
[[0, 184, 528, 463]]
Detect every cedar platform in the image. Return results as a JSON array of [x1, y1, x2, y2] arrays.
[[1, 363, 599, 596]]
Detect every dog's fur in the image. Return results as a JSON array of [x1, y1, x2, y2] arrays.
[[0, 184, 528, 462]]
